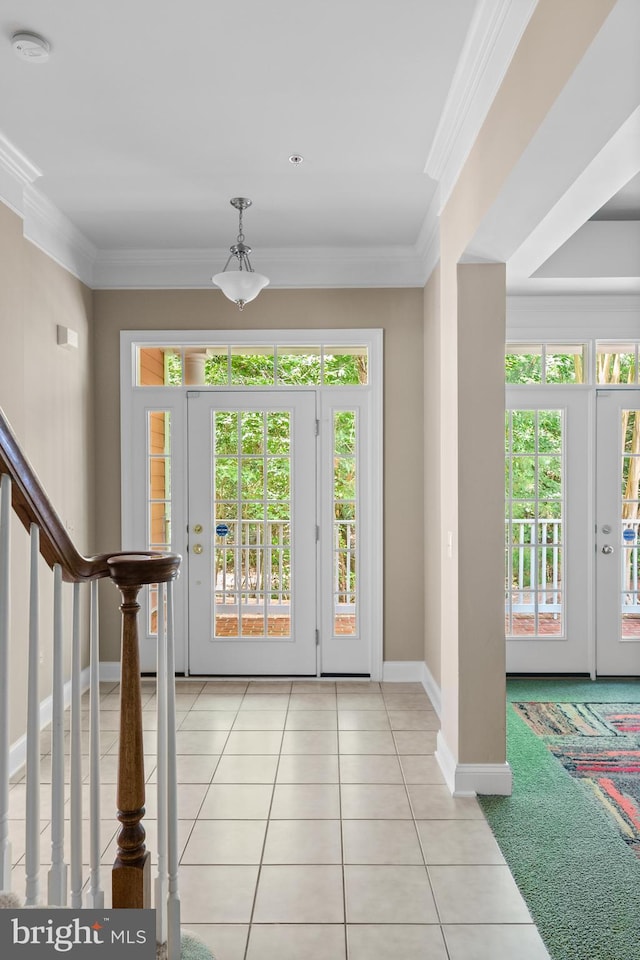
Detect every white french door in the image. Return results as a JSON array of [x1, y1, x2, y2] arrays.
[[596, 390, 640, 676], [505, 388, 591, 673], [187, 391, 317, 675], [121, 328, 383, 679]]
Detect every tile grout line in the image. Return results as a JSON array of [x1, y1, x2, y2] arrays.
[[242, 684, 290, 960], [388, 688, 452, 958], [338, 694, 348, 960]]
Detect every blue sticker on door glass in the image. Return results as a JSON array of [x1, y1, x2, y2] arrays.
[[622, 528, 636, 543], [216, 523, 230, 537]]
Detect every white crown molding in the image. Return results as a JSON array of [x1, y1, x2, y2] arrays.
[[507, 293, 640, 338], [22, 185, 97, 286], [424, 0, 538, 212], [415, 189, 441, 285], [93, 244, 428, 289], [0, 129, 42, 216], [0, 130, 97, 284]]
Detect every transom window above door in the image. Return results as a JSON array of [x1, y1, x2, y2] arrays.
[[136, 344, 369, 387], [506, 340, 640, 386]]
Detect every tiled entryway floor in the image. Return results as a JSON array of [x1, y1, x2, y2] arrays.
[[9, 679, 551, 960]]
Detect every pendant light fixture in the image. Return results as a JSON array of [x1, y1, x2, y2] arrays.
[[212, 198, 269, 310]]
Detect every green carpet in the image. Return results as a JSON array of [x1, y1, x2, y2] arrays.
[[479, 679, 640, 960], [180, 932, 215, 960]]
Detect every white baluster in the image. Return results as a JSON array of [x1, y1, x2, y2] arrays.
[[0, 474, 12, 890], [86, 580, 104, 908], [540, 523, 548, 612], [166, 582, 181, 960], [553, 521, 560, 611], [69, 582, 83, 907], [505, 518, 513, 633], [48, 564, 68, 905], [155, 582, 168, 949], [25, 524, 41, 906], [518, 523, 525, 604]]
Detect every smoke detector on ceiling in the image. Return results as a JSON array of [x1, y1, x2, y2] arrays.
[[12, 32, 50, 62]]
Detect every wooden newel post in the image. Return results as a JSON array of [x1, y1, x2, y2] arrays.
[[107, 553, 180, 910]]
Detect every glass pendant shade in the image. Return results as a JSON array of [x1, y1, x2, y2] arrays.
[[212, 269, 270, 308], [212, 198, 269, 309]]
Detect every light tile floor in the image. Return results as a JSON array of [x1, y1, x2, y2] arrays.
[[8, 679, 551, 960]]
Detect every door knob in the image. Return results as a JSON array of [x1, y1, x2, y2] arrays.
[[192, 543, 203, 555], [602, 544, 614, 555]]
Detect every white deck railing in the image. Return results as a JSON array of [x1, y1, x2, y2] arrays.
[[506, 518, 562, 615], [506, 517, 640, 615]]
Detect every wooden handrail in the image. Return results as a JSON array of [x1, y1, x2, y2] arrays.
[[0, 408, 114, 581], [0, 406, 181, 912]]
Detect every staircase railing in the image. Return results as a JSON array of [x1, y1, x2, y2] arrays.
[[0, 408, 182, 958]]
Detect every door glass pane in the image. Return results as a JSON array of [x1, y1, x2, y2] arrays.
[[213, 409, 291, 638], [146, 411, 171, 636], [324, 347, 368, 385], [204, 346, 230, 385], [545, 345, 586, 384], [505, 345, 542, 384], [621, 410, 640, 638], [334, 411, 358, 636], [136, 342, 371, 387], [277, 346, 321, 385], [230, 346, 275, 385], [506, 410, 564, 637], [597, 343, 638, 385], [505, 344, 587, 385], [137, 347, 181, 385]]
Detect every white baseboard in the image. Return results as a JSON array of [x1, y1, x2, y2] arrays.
[[420, 662, 442, 718], [99, 661, 121, 682], [9, 666, 91, 778], [382, 660, 424, 682], [436, 730, 513, 797], [382, 660, 442, 716]]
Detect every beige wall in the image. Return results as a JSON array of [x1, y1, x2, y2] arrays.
[[93, 287, 425, 666], [0, 201, 94, 743], [456, 264, 506, 763], [422, 267, 441, 685], [433, 0, 617, 769]]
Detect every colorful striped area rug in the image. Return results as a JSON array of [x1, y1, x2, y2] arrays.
[[513, 701, 640, 857]]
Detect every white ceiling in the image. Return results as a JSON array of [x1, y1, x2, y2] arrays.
[[0, 0, 638, 292], [592, 171, 640, 221], [0, 2, 475, 248]]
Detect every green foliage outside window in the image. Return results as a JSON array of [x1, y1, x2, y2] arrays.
[[161, 348, 367, 386]]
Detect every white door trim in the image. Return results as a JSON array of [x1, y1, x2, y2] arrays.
[[120, 328, 383, 679]]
